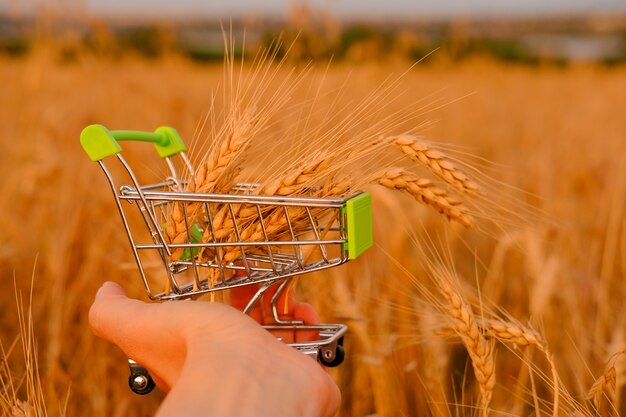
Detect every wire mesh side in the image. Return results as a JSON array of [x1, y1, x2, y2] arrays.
[[122, 189, 352, 300]]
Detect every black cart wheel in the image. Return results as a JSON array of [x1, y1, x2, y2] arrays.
[[128, 363, 156, 395], [319, 337, 345, 368]]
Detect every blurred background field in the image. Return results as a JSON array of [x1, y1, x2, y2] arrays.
[[3, 3, 626, 65], [1, 1, 626, 416]]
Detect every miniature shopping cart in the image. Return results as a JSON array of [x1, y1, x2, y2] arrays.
[[80, 124, 373, 394]]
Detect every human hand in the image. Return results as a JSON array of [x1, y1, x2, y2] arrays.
[[89, 281, 340, 417]]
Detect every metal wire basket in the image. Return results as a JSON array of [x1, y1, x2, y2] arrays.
[[80, 124, 373, 393]]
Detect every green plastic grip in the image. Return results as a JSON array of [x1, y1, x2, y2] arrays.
[[344, 192, 373, 260], [80, 124, 187, 161]]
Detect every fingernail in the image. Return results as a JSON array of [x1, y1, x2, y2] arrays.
[[95, 281, 114, 301], [95, 284, 105, 301]]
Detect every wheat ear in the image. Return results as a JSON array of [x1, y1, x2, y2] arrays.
[[485, 318, 559, 417], [165, 202, 205, 261], [478, 319, 546, 349], [586, 366, 617, 409], [439, 316, 559, 417], [388, 135, 480, 196], [165, 108, 259, 260], [193, 107, 259, 193], [262, 154, 334, 196], [435, 275, 495, 416], [318, 177, 352, 197], [371, 168, 475, 229], [441, 317, 559, 417]]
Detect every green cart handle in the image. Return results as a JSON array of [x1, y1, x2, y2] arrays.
[[80, 124, 187, 161]]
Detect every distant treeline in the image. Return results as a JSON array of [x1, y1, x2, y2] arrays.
[[1, 13, 626, 66]]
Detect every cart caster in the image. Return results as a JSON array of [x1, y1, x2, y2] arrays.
[[319, 337, 345, 368], [128, 361, 155, 395]]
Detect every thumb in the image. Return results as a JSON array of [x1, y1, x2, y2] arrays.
[[89, 281, 173, 345], [89, 281, 187, 389]]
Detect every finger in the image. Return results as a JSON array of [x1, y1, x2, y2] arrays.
[[89, 282, 188, 389], [260, 281, 297, 324], [265, 300, 321, 343], [293, 302, 320, 324], [227, 262, 265, 323], [228, 278, 320, 342], [231, 281, 294, 324], [228, 284, 263, 323], [293, 302, 321, 342]]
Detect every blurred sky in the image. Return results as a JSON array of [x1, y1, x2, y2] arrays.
[[80, 0, 626, 19]]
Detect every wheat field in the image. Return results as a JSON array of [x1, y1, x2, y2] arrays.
[[1, 47, 625, 417]]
